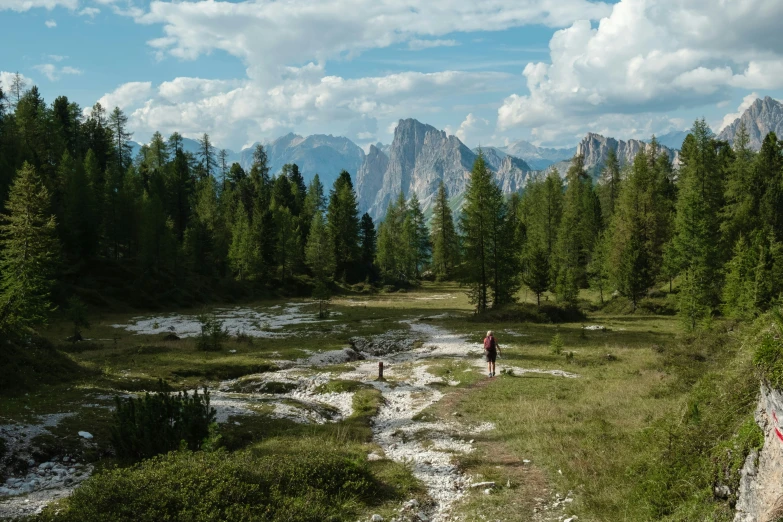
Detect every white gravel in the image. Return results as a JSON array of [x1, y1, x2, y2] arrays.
[[111, 303, 332, 338]]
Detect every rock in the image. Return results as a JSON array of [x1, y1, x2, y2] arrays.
[[470, 481, 495, 489], [371, 515, 384, 522], [0, 487, 12, 496], [718, 96, 783, 150], [63, 456, 69, 463], [68, 468, 76, 474], [714, 484, 731, 499], [40, 462, 53, 470], [367, 452, 383, 462], [78, 431, 93, 439], [229, 349, 237, 353], [483, 488, 492, 495], [523, 459, 531, 464], [564, 517, 578, 522], [27, 459, 35, 467], [469, 439, 474, 444], [64, 477, 73, 485], [416, 513, 429, 521]]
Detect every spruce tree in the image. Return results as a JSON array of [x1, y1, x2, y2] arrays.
[[197, 133, 216, 179], [228, 205, 255, 281], [359, 213, 377, 280], [672, 120, 724, 329], [109, 107, 133, 173], [327, 171, 360, 282], [459, 152, 510, 312], [430, 181, 459, 280], [0, 162, 59, 333]]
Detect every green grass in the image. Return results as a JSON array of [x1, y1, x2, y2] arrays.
[[0, 283, 771, 522]]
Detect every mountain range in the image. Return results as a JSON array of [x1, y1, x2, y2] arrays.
[[129, 96, 783, 220]]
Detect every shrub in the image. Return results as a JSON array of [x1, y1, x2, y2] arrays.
[[37, 444, 376, 522], [196, 313, 227, 351], [111, 385, 217, 461], [550, 333, 564, 355], [65, 296, 90, 341]]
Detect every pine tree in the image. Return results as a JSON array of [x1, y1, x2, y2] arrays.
[[359, 213, 377, 280], [0, 162, 59, 333], [608, 150, 665, 310], [197, 133, 216, 179], [60, 151, 97, 260], [600, 147, 621, 223], [587, 231, 609, 304], [148, 132, 170, 171], [672, 120, 724, 329], [459, 152, 511, 312], [524, 245, 549, 309], [430, 181, 459, 280], [553, 155, 598, 306], [327, 171, 360, 282], [721, 235, 757, 319], [217, 149, 229, 183], [306, 211, 336, 282], [228, 205, 255, 281], [376, 196, 406, 283], [407, 192, 430, 278], [109, 107, 133, 173]]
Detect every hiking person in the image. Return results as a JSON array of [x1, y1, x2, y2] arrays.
[[483, 330, 501, 377]]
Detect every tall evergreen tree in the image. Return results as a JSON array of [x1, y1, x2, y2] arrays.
[[359, 213, 377, 280], [197, 133, 216, 179], [430, 181, 459, 280], [228, 205, 255, 281], [672, 120, 724, 329], [109, 107, 133, 173], [459, 152, 513, 312], [0, 162, 59, 333], [327, 171, 360, 282]]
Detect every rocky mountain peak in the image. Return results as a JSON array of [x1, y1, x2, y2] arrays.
[[718, 96, 783, 150]]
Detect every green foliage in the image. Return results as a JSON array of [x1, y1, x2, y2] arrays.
[[550, 333, 564, 355], [0, 162, 59, 334], [459, 151, 520, 312], [430, 181, 460, 280], [38, 442, 378, 522], [110, 385, 217, 461], [753, 310, 783, 389], [553, 154, 600, 305], [327, 171, 361, 282], [195, 313, 228, 351]]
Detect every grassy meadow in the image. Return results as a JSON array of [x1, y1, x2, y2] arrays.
[[0, 282, 763, 521]]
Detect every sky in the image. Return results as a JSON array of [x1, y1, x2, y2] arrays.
[[1, 0, 782, 152]]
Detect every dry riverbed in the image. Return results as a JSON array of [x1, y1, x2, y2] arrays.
[[1, 298, 582, 521]]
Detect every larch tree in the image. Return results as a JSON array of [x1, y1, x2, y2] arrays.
[[430, 181, 459, 280], [0, 162, 59, 333]]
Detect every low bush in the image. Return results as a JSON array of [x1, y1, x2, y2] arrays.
[[37, 443, 377, 522], [111, 385, 217, 461], [196, 313, 228, 351]]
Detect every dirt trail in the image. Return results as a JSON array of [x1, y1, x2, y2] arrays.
[[0, 315, 579, 521]]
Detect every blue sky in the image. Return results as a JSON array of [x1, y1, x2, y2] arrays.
[[2, 0, 782, 151]]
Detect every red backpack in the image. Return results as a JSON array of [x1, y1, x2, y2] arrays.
[[484, 336, 495, 351]]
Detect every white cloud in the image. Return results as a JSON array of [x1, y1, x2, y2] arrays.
[[44, 18, 56, 27], [90, 70, 509, 148], [48, 54, 67, 61], [135, 0, 611, 80], [407, 39, 459, 51], [78, 6, 99, 17], [497, 0, 783, 142], [33, 63, 82, 81], [446, 113, 490, 146], [0, 0, 76, 11], [0, 71, 34, 93], [719, 92, 760, 132]]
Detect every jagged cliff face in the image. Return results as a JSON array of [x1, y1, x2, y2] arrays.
[[734, 382, 783, 522], [359, 119, 533, 219], [575, 133, 678, 176], [719, 97, 783, 151], [240, 133, 365, 187], [355, 144, 389, 216]]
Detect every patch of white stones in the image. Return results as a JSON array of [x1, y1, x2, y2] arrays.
[[111, 302, 334, 338]]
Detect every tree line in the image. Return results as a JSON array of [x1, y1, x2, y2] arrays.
[[1, 78, 782, 334]]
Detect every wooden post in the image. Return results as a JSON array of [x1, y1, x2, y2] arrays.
[[378, 361, 384, 380]]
